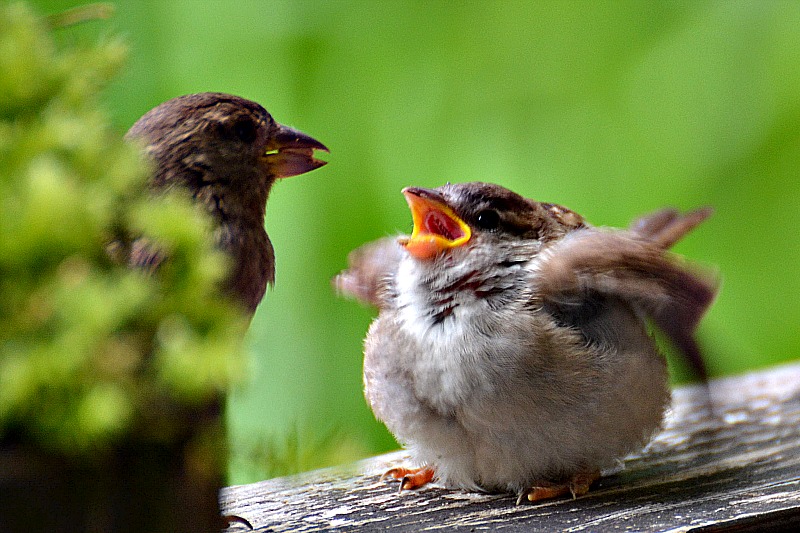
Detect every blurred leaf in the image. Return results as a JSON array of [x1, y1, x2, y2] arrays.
[[0, 2, 247, 456]]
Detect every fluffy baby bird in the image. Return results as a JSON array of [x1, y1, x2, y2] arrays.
[[336, 182, 717, 503]]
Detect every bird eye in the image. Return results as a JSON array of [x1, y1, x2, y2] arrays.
[[232, 118, 258, 143], [475, 209, 501, 230]]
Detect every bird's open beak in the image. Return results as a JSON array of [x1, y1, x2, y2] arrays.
[[264, 123, 329, 178], [399, 187, 471, 260]]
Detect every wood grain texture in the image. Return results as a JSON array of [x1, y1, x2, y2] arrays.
[[222, 362, 800, 532]]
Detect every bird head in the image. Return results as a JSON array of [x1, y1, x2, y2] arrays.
[[127, 93, 328, 220], [125, 93, 329, 311], [399, 182, 586, 262]]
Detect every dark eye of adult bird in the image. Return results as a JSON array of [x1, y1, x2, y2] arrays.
[[475, 209, 501, 230], [125, 92, 329, 314], [232, 116, 259, 143]]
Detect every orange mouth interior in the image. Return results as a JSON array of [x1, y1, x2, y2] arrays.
[[400, 188, 471, 259]]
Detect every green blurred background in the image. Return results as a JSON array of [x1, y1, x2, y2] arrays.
[[30, 0, 800, 484]]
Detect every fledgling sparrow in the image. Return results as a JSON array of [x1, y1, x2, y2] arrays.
[[336, 182, 717, 503], [125, 92, 328, 313]]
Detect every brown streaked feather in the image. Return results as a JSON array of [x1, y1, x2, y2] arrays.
[[129, 237, 167, 275], [541, 202, 586, 230]]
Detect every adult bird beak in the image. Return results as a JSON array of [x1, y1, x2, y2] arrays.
[[264, 123, 329, 178], [400, 187, 472, 260]]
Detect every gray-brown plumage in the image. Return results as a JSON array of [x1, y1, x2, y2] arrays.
[[336, 182, 717, 503], [126, 92, 328, 313]]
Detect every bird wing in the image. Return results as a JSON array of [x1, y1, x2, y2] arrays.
[[629, 206, 714, 250], [128, 237, 167, 274], [334, 237, 405, 309], [536, 209, 718, 378]]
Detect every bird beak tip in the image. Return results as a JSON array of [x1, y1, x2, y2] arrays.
[[265, 123, 329, 179]]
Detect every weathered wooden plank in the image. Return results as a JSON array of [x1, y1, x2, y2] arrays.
[[221, 362, 800, 532]]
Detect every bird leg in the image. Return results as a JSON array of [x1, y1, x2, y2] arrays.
[[380, 466, 435, 491], [516, 469, 600, 505]]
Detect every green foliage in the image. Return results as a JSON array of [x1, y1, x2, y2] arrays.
[[0, 3, 248, 455]]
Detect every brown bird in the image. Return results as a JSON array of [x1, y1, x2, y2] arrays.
[[336, 182, 717, 504], [126, 92, 328, 313], [123, 93, 326, 531]]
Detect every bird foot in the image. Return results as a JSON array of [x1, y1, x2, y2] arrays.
[[380, 466, 435, 492], [516, 469, 600, 505]]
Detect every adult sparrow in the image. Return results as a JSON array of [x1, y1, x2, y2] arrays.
[[123, 94, 326, 530], [0, 95, 327, 533], [336, 182, 717, 503], [125, 92, 328, 313]]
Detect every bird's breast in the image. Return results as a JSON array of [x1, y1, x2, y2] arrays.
[[390, 259, 537, 412]]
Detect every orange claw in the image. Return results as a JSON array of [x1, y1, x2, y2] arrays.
[[381, 466, 435, 492], [517, 484, 571, 504], [516, 470, 600, 505]]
